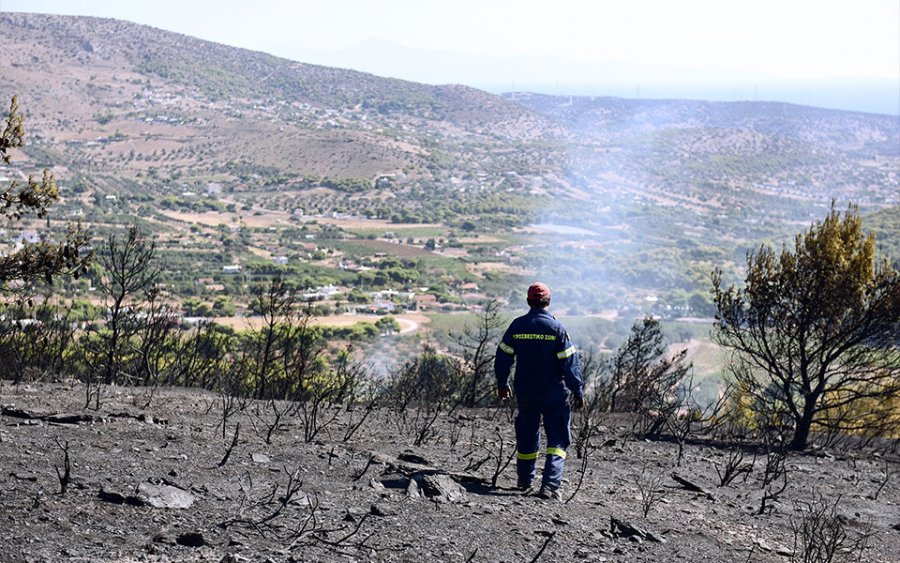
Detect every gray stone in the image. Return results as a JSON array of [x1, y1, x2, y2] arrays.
[[414, 473, 467, 503], [136, 482, 195, 509], [98, 488, 128, 505], [609, 516, 666, 544], [176, 532, 205, 547], [397, 452, 430, 465], [405, 476, 422, 499], [343, 507, 367, 522], [370, 503, 395, 517], [251, 453, 271, 464]]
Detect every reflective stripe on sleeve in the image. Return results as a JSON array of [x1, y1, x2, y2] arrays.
[[556, 346, 576, 359], [499, 342, 515, 355], [546, 447, 567, 459], [517, 451, 539, 461]]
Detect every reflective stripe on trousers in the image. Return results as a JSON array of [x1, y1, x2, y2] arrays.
[[514, 397, 571, 489]]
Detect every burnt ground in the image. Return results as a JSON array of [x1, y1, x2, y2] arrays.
[[1, 382, 898, 562]]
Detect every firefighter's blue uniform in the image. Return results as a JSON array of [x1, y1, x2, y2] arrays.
[[495, 306, 583, 491]]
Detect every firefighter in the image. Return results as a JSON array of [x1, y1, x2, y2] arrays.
[[495, 282, 584, 500]]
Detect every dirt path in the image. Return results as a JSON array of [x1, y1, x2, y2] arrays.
[[209, 313, 429, 333]]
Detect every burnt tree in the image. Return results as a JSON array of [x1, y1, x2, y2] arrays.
[[713, 203, 900, 451]]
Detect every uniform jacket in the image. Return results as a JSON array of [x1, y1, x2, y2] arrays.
[[495, 307, 583, 401]]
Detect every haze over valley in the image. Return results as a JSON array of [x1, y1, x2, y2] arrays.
[[2, 13, 897, 325]]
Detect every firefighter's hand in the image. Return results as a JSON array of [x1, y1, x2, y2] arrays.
[[572, 396, 585, 410], [497, 387, 511, 401]]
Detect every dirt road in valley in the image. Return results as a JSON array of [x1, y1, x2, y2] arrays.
[[210, 313, 428, 334]]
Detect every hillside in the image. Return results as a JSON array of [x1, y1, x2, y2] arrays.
[[0, 13, 567, 203], [0, 12, 897, 314], [502, 93, 898, 309], [507, 93, 898, 227], [1, 383, 898, 562]]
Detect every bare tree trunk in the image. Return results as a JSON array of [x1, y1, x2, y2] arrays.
[[791, 401, 816, 451]]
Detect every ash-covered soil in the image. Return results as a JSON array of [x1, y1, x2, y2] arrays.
[[1, 382, 898, 562]]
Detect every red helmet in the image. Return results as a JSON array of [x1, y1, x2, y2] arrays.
[[527, 282, 551, 301]]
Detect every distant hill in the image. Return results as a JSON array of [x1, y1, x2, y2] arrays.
[[505, 93, 898, 235], [0, 12, 562, 196], [506, 93, 898, 152]]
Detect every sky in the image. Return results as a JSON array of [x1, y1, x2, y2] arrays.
[[2, 0, 899, 114]]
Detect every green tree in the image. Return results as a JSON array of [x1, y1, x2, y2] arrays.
[[181, 297, 202, 316], [0, 97, 91, 289], [374, 315, 401, 335], [347, 289, 371, 304], [712, 204, 900, 451], [212, 296, 235, 316], [688, 292, 715, 317], [182, 297, 213, 317]]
